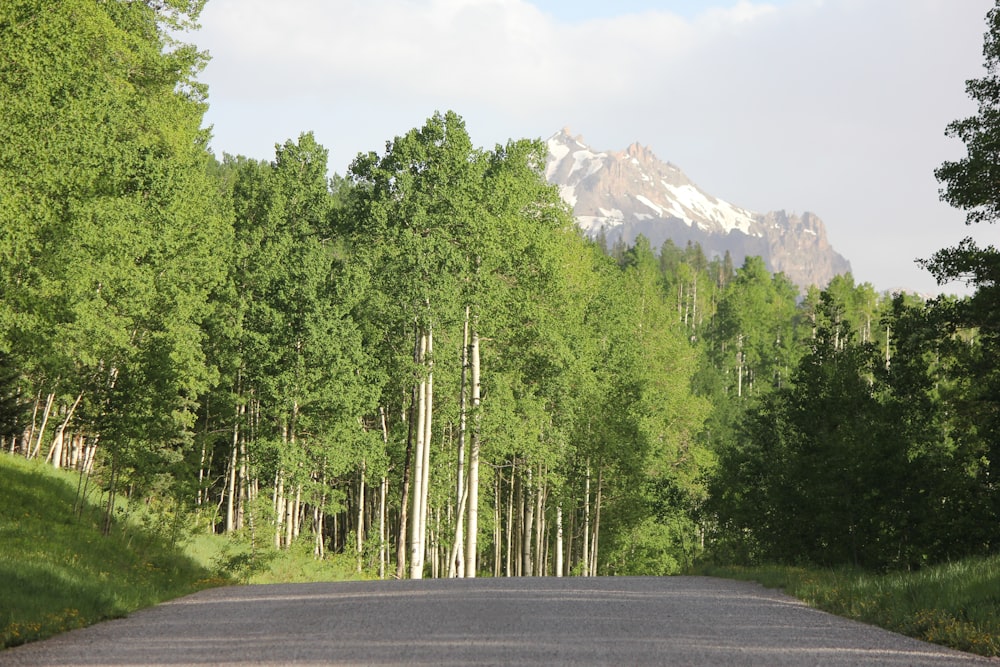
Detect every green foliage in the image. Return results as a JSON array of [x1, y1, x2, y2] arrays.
[[705, 274, 1000, 570], [0, 0, 229, 502], [935, 2, 1000, 226], [604, 514, 700, 576]]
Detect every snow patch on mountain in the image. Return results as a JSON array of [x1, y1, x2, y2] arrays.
[[544, 128, 853, 291], [545, 129, 758, 237]]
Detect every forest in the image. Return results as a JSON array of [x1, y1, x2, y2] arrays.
[[2, 0, 1000, 579]]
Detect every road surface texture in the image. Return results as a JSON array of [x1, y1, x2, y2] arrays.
[[2, 576, 996, 666]]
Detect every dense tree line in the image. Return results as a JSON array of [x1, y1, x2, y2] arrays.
[[4, 0, 1000, 577], [0, 1, 713, 577]]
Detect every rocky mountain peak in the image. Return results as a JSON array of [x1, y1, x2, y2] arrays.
[[545, 130, 851, 291]]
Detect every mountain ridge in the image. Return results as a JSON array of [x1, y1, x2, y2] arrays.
[[544, 128, 851, 290]]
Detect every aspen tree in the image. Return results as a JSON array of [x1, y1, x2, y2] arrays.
[[0, 0, 229, 513]]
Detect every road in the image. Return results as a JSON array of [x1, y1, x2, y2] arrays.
[[1, 576, 995, 666]]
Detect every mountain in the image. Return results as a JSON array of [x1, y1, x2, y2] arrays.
[[544, 128, 852, 290]]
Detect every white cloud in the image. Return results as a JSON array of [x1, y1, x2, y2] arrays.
[[697, 0, 780, 29]]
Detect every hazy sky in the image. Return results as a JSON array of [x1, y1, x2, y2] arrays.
[[193, 0, 999, 295]]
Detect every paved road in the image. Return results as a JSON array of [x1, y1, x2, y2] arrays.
[[2, 576, 995, 666]]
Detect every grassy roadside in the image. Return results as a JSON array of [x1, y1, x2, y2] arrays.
[[695, 560, 1000, 657], [0, 455, 229, 648], [0, 454, 369, 650]]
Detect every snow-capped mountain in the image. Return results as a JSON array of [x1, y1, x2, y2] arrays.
[[545, 128, 851, 290]]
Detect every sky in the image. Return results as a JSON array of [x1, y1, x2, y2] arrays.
[[192, 0, 999, 295]]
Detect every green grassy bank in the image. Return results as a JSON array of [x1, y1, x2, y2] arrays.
[[0, 455, 228, 648], [696, 561, 1000, 657], [0, 455, 369, 650]]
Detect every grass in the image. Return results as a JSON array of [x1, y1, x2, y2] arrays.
[[0, 455, 228, 648], [0, 454, 370, 650], [695, 560, 1000, 657]]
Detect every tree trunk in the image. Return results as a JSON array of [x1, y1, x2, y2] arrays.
[[419, 327, 433, 570], [30, 391, 55, 460], [314, 506, 325, 559], [23, 391, 42, 459], [237, 408, 248, 531], [82, 436, 98, 474], [452, 306, 470, 577], [225, 410, 240, 533], [69, 433, 81, 470], [447, 475, 469, 578], [583, 462, 591, 576], [396, 392, 415, 579], [431, 507, 440, 578], [555, 504, 564, 577], [102, 455, 119, 536], [356, 460, 366, 573], [535, 474, 546, 576], [410, 327, 429, 579], [522, 473, 534, 577], [274, 469, 284, 548], [464, 325, 481, 577], [379, 475, 388, 579], [493, 472, 502, 577], [46, 392, 82, 468], [408, 380, 425, 577], [512, 476, 526, 577], [289, 484, 301, 544], [505, 467, 514, 577], [737, 335, 744, 399], [590, 467, 603, 577], [378, 406, 390, 580]]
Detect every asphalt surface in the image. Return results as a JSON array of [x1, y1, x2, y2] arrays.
[[1, 576, 996, 666]]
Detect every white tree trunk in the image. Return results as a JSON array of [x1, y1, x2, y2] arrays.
[[452, 307, 470, 577], [356, 460, 366, 573], [419, 327, 433, 569], [535, 475, 546, 576], [47, 392, 82, 468], [505, 470, 514, 577], [30, 392, 55, 460], [379, 475, 388, 579], [378, 406, 390, 580], [274, 470, 285, 548], [590, 468, 602, 577], [522, 475, 534, 576], [288, 484, 300, 544], [23, 391, 41, 459], [225, 416, 240, 533], [582, 461, 591, 577], [410, 329, 429, 579], [82, 436, 98, 474], [493, 473, 502, 577], [464, 326, 481, 577], [314, 501, 325, 559], [431, 507, 440, 578], [555, 504, 564, 577], [447, 479, 468, 578]]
